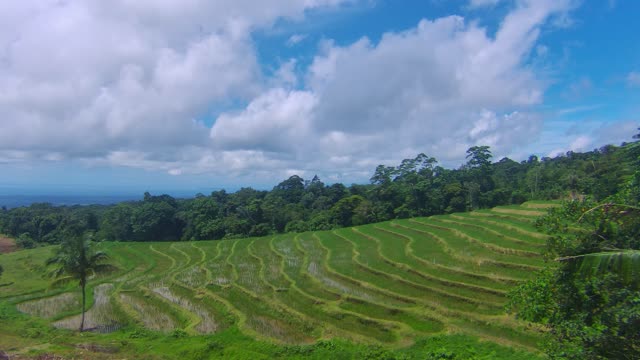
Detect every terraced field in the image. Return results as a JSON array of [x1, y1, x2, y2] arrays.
[[0, 202, 555, 354]]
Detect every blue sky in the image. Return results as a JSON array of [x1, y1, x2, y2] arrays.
[[0, 0, 638, 196]]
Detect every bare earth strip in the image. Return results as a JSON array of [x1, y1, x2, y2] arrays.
[[0, 236, 16, 253]]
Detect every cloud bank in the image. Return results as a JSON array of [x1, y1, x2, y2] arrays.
[[0, 0, 581, 182]]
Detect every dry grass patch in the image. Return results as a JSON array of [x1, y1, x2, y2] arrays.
[[17, 292, 80, 318], [491, 208, 546, 216], [0, 236, 16, 253], [54, 284, 123, 333]]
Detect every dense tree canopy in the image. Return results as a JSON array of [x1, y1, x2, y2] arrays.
[[0, 141, 637, 244], [507, 140, 640, 359]]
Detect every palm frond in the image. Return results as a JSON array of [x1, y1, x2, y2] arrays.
[[48, 266, 71, 279], [49, 275, 77, 288], [91, 264, 119, 274], [45, 236, 115, 292], [46, 255, 64, 266], [89, 251, 110, 263], [557, 250, 640, 286]]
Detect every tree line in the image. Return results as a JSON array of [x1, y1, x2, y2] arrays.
[[1, 141, 637, 246], [507, 138, 640, 359]]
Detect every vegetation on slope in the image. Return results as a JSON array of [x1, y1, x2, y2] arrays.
[[0, 203, 552, 359], [507, 141, 640, 359], [0, 139, 637, 358], [0, 141, 637, 245]]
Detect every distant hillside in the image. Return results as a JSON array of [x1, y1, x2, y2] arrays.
[[1, 142, 637, 247], [0, 202, 557, 358], [0, 194, 141, 209]]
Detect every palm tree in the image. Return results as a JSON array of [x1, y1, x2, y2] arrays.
[[46, 232, 114, 331], [557, 202, 640, 285], [557, 250, 640, 286]]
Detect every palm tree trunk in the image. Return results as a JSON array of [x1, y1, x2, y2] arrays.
[[80, 281, 86, 332]]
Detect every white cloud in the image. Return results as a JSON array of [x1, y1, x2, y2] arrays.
[[270, 60, 299, 88], [545, 120, 638, 158], [468, 0, 503, 9], [570, 135, 592, 151], [0, 0, 347, 159], [0, 0, 587, 183], [287, 34, 308, 46], [547, 135, 591, 157], [593, 120, 639, 145], [210, 88, 317, 153], [204, 0, 568, 178]]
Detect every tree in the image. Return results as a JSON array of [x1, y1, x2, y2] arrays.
[[46, 232, 115, 331], [508, 143, 640, 358], [466, 146, 492, 169], [508, 197, 640, 359], [17, 232, 35, 249], [330, 195, 365, 227], [463, 181, 481, 210], [131, 194, 183, 241], [465, 146, 495, 199], [99, 204, 133, 241], [370, 165, 396, 185], [273, 175, 305, 203]]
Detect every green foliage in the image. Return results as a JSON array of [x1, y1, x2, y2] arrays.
[[46, 232, 116, 331], [99, 203, 134, 241], [170, 328, 188, 338], [16, 232, 35, 249], [1, 140, 638, 359], [330, 195, 365, 227], [567, 250, 640, 286], [127, 327, 155, 339], [466, 146, 493, 169], [506, 268, 557, 324], [47, 233, 114, 287], [1, 143, 637, 245], [511, 168, 640, 359], [131, 193, 183, 241], [0, 202, 556, 359]]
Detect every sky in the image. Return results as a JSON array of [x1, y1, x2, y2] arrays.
[[0, 0, 638, 196]]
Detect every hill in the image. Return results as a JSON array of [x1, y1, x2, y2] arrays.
[[0, 202, 557, 359], [2, 142, 636, 247]]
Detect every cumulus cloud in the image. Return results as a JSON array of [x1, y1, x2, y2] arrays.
[[216, 0, 567, 173], [0, 0, 580, 181], [211, 88, 317, 153], [0, 0, 346, 160]]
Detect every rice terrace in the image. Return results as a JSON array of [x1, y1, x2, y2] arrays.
[[1, 202, 557, 359], [2, 2, 640, 358]]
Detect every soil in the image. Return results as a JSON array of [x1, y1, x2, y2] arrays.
[[0, 236, 17, 254]]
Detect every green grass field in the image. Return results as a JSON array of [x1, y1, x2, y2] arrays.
[[0, 202, 554, 359]]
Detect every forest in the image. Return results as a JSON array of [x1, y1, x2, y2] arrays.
[[1, 141, 638, 247]]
